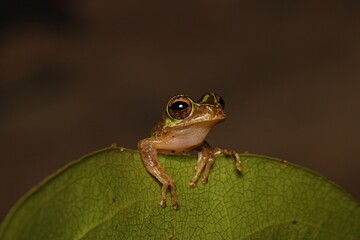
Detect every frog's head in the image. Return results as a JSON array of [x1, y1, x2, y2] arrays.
[[163, 92, 226, 129]]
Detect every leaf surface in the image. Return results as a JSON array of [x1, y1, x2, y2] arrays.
[[0, 147, 359, 239]]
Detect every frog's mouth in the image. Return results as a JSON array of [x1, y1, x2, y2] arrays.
[[173, 118, 224, 132]]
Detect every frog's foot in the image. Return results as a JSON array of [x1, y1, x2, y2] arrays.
[[160, 178, 179, 210], [168, 180, 180, 210], [189, 142, 215, 187], [214, 148, 243, 172]]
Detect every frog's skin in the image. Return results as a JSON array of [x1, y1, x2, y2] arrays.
[[138, 92, 242, 210]]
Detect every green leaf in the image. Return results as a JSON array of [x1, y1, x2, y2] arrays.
[[1, 147, 359, 239]]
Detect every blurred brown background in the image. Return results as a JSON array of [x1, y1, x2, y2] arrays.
[[1, 1, 359, 221]]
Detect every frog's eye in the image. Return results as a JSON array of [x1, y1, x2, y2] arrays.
[[167, 97, 192, 120], [199, 92, 225, 108], [171, 101, 188, 111], [216, 94, 225, 109]]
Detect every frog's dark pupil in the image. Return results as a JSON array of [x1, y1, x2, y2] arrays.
[[218, 96, 225, 108], [171, 101, 188, 111]]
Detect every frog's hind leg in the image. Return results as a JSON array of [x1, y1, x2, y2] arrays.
[[189, 141, 215, 187], [138, 138, 179, 210]]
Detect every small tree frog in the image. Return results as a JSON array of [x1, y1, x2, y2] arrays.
[[138, 92, 242, 210]]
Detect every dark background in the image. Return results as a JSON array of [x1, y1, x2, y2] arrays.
[[1, 1, 359, 221]]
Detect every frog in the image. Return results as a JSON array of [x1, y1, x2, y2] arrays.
[[137, 92, 243, 210]]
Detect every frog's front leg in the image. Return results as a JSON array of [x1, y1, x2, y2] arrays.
[[214, 148, 243, 172], [189, 143, 243, 187], [189, 141, 215, 187], [138, 138, 179, 210]]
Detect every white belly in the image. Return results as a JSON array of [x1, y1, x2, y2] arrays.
[[155, 125, 212, 152]]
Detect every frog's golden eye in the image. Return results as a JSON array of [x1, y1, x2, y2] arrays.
[[167, 97, 192, 120]]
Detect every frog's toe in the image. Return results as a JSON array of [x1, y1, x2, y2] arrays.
[[189, 181, 196, 188], [172, 202, 180, 210], [160, 199, 166, 208], [236, 163, 243, 172], [201, 176, 208, 184]]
